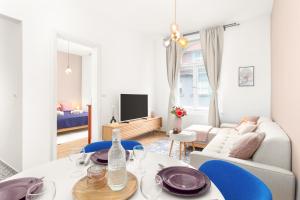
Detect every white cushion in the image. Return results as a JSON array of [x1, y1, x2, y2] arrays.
[[252, 121, 291, 170], [203, 128, 240, 155], [236, 122, 257, 134], [257, 116, 273, 125]]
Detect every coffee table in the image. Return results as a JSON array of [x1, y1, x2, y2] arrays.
[[169, 130, 197, 160]]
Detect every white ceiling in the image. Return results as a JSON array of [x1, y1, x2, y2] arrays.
[[65, 0, 273, 35]]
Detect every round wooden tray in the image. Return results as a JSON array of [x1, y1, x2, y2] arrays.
[[72, 172, 138, 200]]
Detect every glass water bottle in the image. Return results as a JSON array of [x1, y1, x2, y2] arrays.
[[107, 129, 128, 191]]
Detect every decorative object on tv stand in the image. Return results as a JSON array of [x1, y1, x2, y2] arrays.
[[163, 0, 188, 48], [239, 66, 254, 87], [110, 105, 117, 123], [170, 106, 187, 133]]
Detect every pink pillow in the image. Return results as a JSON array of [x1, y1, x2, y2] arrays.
[[57, 103, 62, 111], [235, 122, 257, 134], [229, 132, 265, 160], [239, 116, 259, 124], [61, 103, 74, 112]]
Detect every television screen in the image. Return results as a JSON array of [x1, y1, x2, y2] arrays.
[[120, 94, 148, 121]]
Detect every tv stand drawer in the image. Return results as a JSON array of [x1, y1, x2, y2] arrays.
[[102, 117, 162, 140]]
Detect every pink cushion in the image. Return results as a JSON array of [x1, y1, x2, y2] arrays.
[[57, 103, 62, 111], [239, 116, 259, 124], [235, 122, 257, 134], [61, 103, 74, 111], [229, 132, 265, 159]]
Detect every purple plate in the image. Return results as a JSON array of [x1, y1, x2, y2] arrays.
[[157, 166, 206, 192], [161, 175, 211, 197], [91, 149, 130, 165], [0, 177, 42, 200]]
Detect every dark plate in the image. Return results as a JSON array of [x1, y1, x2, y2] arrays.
[[157, 166, 206, 192], [90, 149, 130, 165], [158, 169, 211, 197], [0, 177, 42, 200], [161, 176, 211, 197]]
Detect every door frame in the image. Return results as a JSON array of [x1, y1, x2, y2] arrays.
[[50, 32, 102, 160]]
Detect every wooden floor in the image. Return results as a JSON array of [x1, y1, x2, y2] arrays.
[[57, 131, 167, 159]]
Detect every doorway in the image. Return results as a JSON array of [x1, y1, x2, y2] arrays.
[[53, 35, 101, 159]]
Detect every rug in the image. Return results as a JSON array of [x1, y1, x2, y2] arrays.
[[0, 160, 17, 181]]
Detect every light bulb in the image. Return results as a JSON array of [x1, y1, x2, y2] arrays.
[[65, 67, 72, 74], [171, 30, 180, 41], [178, 37, 188, 48], [163, 38, 171, 47], [171, 23, 178, 32]]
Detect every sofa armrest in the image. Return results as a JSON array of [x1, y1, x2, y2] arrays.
[[190, 151, 295, 200], [220, 123, 238, 128]]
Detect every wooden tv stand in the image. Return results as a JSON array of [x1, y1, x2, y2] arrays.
[[102, 117, 162, 140]]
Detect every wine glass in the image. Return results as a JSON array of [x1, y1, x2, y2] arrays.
[[26, 180, 56, 200], [140, 172, 163, 200], [133, 145, 147, 173], [68, 147, 86, 177]]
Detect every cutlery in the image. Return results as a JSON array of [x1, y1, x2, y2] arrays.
[[130, 152, 134, 161], [158, 163, 165, 170], [79, 153, 87, 165]]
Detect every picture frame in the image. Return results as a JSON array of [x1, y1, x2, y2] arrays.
[[239, 66, 254, 87]]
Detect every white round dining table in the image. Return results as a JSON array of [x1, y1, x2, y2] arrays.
[[7, 152, 224, 200]]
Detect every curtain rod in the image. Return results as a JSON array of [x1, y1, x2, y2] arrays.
[[183, 22, 240, 37]]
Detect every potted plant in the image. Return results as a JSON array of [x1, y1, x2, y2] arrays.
[[170, 106, 187, 134]]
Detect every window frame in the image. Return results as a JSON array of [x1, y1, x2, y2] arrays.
[[178, 38, 211, 111]]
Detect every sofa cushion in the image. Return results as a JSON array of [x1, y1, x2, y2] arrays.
[[239, 116, 259, 124], [236, 122, 257, 134], [253, 121, 291, 170], [229, 132, 265, 159], [257, 116, 273, 125], [203, 128, 240, 155]]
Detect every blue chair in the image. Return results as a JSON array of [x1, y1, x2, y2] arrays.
[[84, 140, 141, 153], [199, 160, 272, 200]]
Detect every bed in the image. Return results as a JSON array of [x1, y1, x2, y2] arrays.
[[57, 111, 89, 133]]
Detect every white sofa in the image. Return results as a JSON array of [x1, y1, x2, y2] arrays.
[[190, 117, 296, 200]]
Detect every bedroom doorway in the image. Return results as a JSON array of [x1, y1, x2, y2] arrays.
[[54, 36, 101, 159]]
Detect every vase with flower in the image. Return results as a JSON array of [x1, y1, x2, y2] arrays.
[[170, 106, 187, 134]]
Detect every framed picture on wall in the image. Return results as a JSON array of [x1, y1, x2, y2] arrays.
[[239, 66, 254, 87]]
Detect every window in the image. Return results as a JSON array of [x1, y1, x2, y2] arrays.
[[178, 40, 211, 110]]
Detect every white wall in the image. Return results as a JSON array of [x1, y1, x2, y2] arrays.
[[0, 0, 156, 169], [81, 54, 92, 111], [219, 15, 271, 122], [57, 51, 82, 107], [0, 16, 22, 171], [153, 15, 271, 130]]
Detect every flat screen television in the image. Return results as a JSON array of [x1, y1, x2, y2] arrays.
[[120, 94, 148, 121]]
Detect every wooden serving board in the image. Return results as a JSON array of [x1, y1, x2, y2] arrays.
[[72, 172, 138, 200]]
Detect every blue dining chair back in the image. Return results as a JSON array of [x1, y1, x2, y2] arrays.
[[199, 160, 272, 200], [84, 140, 141, 153]]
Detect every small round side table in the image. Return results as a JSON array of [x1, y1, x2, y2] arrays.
[[169, 130, 197, 160]]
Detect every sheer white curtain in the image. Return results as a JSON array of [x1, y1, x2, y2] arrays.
[[200, 26, 224, 127], [166, 41, 182, 132]]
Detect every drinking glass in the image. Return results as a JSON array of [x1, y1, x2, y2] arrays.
[[68, 147, 86, 177], [26, 180, 56, 200], [87, 165, 107, 186], [140, 172, 163, 200], [133, 145, 147, 173]]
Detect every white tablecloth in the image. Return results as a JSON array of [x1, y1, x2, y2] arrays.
[[7, 152, 224, 200]]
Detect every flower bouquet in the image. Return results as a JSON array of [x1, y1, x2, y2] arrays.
[[170, 106, 187, 134]]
